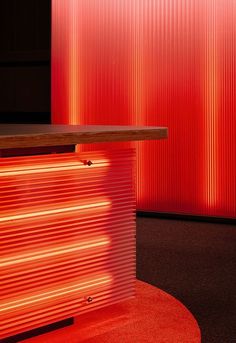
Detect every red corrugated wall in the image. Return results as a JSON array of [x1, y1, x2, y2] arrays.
[[52, 0, 236, 218]]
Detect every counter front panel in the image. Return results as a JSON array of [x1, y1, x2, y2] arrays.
[[0, 149, 136, 339]]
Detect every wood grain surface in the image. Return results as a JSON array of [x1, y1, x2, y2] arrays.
[[0, 124, 168, 149]]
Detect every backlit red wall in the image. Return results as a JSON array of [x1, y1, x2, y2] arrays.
[[52, 0, 236, 218]]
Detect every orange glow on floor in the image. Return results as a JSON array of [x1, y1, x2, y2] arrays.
[[18, 281, 200, 343]]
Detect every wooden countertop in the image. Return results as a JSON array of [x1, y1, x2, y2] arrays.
[[0, 124, 168, 149]]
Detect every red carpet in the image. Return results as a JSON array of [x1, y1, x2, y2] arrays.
[[24, 281, 200, 343]]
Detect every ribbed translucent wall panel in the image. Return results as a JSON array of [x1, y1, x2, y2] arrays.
[[0, 149, 136, 339], [52, 0, 236, 218]]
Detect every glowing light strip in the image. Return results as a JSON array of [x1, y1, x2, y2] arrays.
[[131, 1, 145, 202], [69, 0, 80, 124], [0, 238, 110, 267], [0, 162, 110, 177], [0, 201, 110, 223], [205, 0, 218, 207], [0, 275, 111, 313], [131, 1, 144, 126]]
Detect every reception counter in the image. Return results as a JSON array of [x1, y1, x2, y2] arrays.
[[0, 124, 167, 340]]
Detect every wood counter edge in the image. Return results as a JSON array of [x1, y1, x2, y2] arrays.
[[0, 128, 168, 149]]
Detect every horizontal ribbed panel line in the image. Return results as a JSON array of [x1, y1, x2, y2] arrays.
[[1, 223, 135, 247], [0, 207, 135, 231], [1, 273, 135, 314], [0, 168, 133, 187], [1, 267, 136, 301], [0, 150, 135, 167], [1, 254, 135, 289], [1, 231, 135, 261], [0, 178, 133, 197], [0, 186, 134, 208], [0, 193, 135, 211], [0, 245, 136, 279], [1, 216, 135, 240]]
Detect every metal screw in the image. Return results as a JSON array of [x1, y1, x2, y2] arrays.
[[83, 160, 93, 166], [87, 296, 93, 303]]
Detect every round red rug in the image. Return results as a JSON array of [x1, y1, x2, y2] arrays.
[[26, 280, 201, 343]]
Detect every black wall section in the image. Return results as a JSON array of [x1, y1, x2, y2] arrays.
[[0, 0, 51, 123]]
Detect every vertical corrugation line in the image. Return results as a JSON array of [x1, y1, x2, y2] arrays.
[[130, 1, 145, 204], [0, 149, 136, 339], [204, 0, 218, 210], [52, 0, 236, 218], [68, 0, 80, 124]]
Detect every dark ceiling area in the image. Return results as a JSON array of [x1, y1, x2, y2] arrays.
[[0, 0, 51, 123]]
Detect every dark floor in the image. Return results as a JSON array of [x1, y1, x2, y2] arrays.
[[136, 217, 236, 343]]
